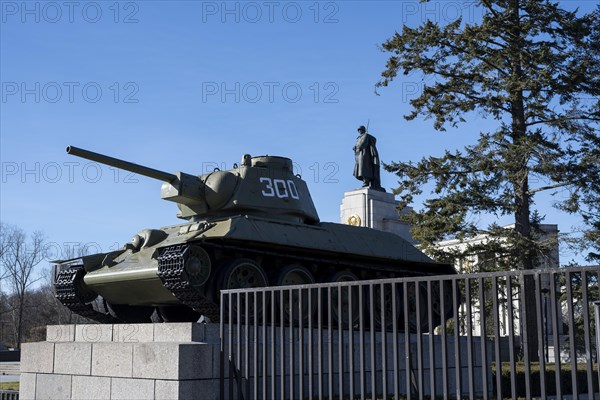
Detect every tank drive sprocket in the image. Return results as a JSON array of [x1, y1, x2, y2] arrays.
[[157, 244, 220, 322]]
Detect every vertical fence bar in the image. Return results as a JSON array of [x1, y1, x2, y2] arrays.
[[581, 271, 595, 398], [280, 289, 285, 400], [519, 274, 532, 400], [416, 282, 424, 400], [271, 290, 276, 399], [328, 287, 334, 400], [506, 276, 517, 399], [453, 278, 462, 400], [369, 284, 376, 400], [318, 286, 324, 399], [308, 287, 313, 400], [535, 273, 547, 399], [478, 277, 489, 400], [349, 283, 355, 400], [491, 276, 502, 400], [392, 282, 400, 400], [284, 289, 292, 399], [566, 271, 579, 400], [381, 283, 388, 399], [360, 283, 366, 400], [465, 278, 474, 400], [339, 286, 344, 400], [549, 272, 562, 399], [427, 281, 435, 400], [237, 293, 243, 399], [440, 278, 449, 400], [594, 301, 600, 395], [220, 291, 225, 400], [245, 293, 250, 397], [405, 281, 412, 400], [228, 292, 234, 399], [593, 271, 600, 395], [299, 288, 304, 400], [253, 291, 258, 400], [262, 290, 267, 400]]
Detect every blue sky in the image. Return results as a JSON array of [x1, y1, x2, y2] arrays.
[[1, 0, 597, 268]]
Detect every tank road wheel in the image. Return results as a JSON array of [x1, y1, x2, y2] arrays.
[[399, 282, 430, 333], [220, 258, 269, 323], [328, 271, 360, 327], [371, 281, 401, 331], [221, 258, 269, 289], [158, 305, 201, 323], [276, 264, 315, 286], [428, 279, 457, 331], [107, 303, 155, 323], [182, 245, 212, 289], [275, 264, 316, 326]]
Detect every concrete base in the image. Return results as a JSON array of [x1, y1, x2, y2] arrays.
[[222, 326, 493, 399], [340, 187, 414, 243], [19, 323, 220, 400]]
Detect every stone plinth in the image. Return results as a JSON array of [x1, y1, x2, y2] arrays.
[[19, 323, 220, 400], [221, 326, 494, 399], [340, 187, 414, 243]]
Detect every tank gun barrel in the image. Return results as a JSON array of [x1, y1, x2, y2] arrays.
[[66, 146, 177, 182]]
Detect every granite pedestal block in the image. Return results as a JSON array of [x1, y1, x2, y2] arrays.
[[340, 187, 414, 243], [19, 323, 220, 400]]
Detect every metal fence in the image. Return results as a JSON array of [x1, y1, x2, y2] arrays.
[[220, 266, 600, 399], [0, 391, 19, 400]]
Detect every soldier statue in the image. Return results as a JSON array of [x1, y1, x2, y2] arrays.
[[353, 125, 383, 191]]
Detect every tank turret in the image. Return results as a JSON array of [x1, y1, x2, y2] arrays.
[[66, 146, 319, 223]]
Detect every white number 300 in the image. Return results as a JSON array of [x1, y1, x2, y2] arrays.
[[260, 177, 300, 200]]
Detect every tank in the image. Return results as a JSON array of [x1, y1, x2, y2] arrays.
[[54, 146, 457, 329]]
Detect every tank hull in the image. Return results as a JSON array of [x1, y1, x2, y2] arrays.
[[59, 215, 455, 323]]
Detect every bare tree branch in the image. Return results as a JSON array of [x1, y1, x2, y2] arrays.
[[1, 225, 46, 348]]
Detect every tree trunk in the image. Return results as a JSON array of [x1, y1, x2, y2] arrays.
[[509, 0, 539, 362], [16, 291, 24, 349]]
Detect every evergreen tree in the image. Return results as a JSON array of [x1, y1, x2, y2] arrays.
[[377, 0, 599, 360]]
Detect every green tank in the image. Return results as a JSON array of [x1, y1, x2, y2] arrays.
[[54, 146, 456, 328]]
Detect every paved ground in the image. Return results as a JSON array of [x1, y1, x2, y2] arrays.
[[0, 374, 19, 383], [0, 362, 20, 383]]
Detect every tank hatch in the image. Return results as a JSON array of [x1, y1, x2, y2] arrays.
[[251, 155, 293, 171]]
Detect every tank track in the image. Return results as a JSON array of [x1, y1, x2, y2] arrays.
[[157, 245, 221, 322], [55, 266, 118, 324]]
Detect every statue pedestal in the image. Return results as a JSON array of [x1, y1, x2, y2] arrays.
[[340, 187, 414, 243], [19, 323, 220, 400]]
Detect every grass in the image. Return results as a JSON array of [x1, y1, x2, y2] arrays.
[[0, 381, 19, 391], [493, 362, 599, 398]]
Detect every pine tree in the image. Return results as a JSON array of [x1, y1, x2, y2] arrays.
[[377, 0, 599, 360]]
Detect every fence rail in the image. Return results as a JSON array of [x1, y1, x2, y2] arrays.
[[220, 266, 599, 399]]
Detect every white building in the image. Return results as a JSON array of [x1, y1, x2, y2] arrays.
[[436, 224, 560, 274], [435, 224, 566, 361]]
